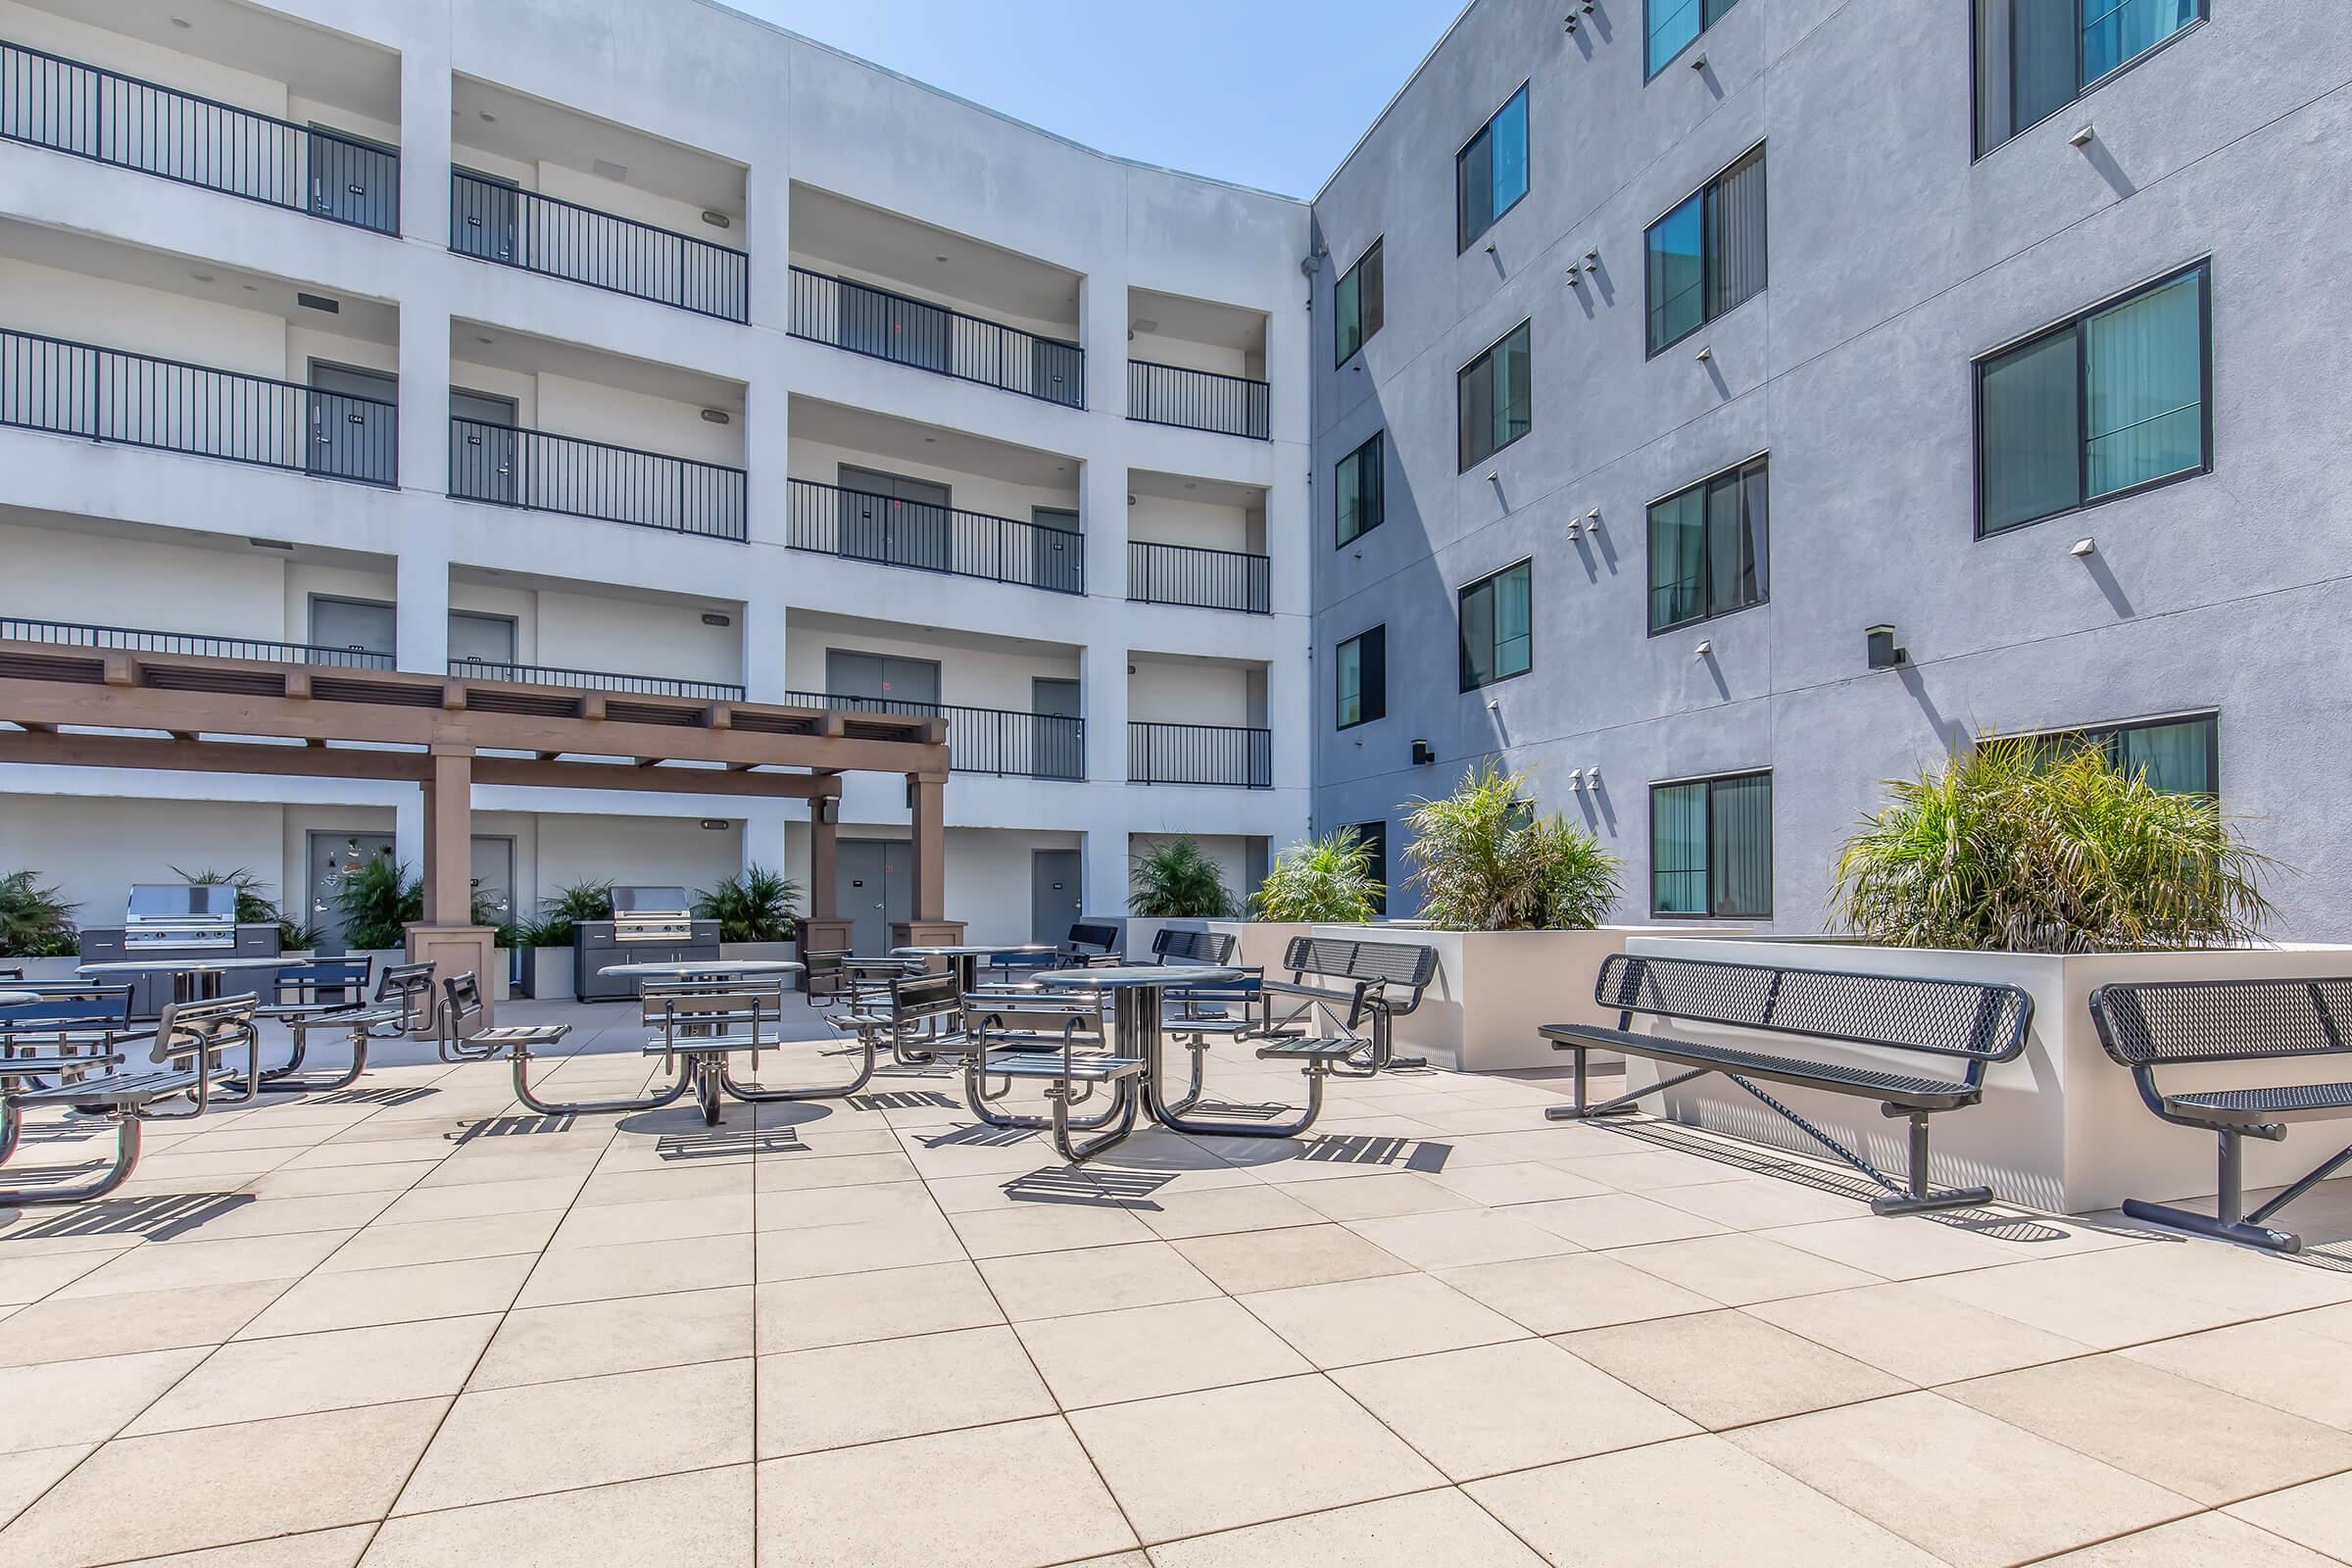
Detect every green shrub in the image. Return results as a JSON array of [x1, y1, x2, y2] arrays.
[[172, 863, 321, 951], [524, 880, 614, 948], [335, 858, 422, 951], [0, 870, 78, 957], [1403, 762, 1622, 931], [696, 864, 801, 943], [1834, 734, 2278, 954], [1130, 837, 1237, 919], [1252, 830, 1383, 923]]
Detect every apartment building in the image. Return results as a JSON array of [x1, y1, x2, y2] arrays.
[[0, 0, 1310, 954], [1309, 1, 2352, 934]]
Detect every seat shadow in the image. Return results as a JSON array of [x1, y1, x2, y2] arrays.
[[2, 1190, 253, 1242]]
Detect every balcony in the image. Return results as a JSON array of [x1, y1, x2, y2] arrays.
[[1126, 361, 1270, 440], [1128, 540, 1270, 615], [1, 326, 397, 485], [1128, 720, 1271, 788], [784, 690, 1084, 780], [789, 268, 1081, 408], [1127, 287, 1271, 439], [451, 170, 748, 322], [449, 658, 743, 703], [449, 418, 745, 541], [0, 615, 394, 669], [0, 39, 399, 234], [785, 477, 1080, 595]]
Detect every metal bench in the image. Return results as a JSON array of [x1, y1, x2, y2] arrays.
[[663, 977, 878, 1120], [961, 991, 1144, 1162], [1254, 936, 1439, 1074], [1543, 954, 2032, 1216], [2088, 975, 2352, 1252], [804, 950, 920, 1009], [827, 968, 966, 1068], [434, 972, 572, 1066], [1, 983, 135, 1066], [986, 923, 1125, 983], [0, 994, 262, 1206], [252, 958, 434, 1093]]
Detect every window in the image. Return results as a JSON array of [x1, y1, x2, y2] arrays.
[[1458, 561, 1532, 690], [1648, 457, 1769, 632], [1348, 820, 1391, 916], [1456, 84, 1530, 251], [1975, 0, 2206, 157], [1336, 432, 1386, 546], [1645, 144, 1767, 355], [1647, 0, 1740, 77], [1457, 321, 1533, 470], [1650, 771, 1773, 917], [1334, 239, 1385, 365], [1977, 262, 2209, 536], [1337, 625, 1387, 729], [2029, 713, 2218, 795]]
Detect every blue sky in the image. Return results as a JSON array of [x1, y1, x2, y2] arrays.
[[734, 0, 1462, 199]]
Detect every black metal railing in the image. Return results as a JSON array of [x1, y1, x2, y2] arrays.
[[785, 690, 1085, 780], [1, 615, 395, 669], [785, 477, 1082, 594], [1127, 359, 1270, 439], [451, 170, 748, 322], [1, 326, 398, 484], [1128, 720, 1272, 788], [449, 659, 744, 702], [788, 267, 1083, 408], [449, 416, 745, 541], [1, 40, 399, 233], [1128, 539, 1271, 615]]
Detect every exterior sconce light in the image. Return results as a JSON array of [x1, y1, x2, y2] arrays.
[[1411, 739, 1436, 766], [1867, 624, 1909, 670], [2071, 538, 2096, 558]]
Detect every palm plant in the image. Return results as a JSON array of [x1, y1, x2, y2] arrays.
[[335, 858, 422, 951], [1252, 830, 1384, 923], [696, 864, 801, 943], [525, 879, 614, 948], [0, 870, 78, 957], [1403, 762, 1621, 931], [172, 864, 323, 951], [1834, 734, 2278, 954], [1130, 837, 1237, 918]]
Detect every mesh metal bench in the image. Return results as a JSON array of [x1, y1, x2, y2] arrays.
[[828, 968, 965, 1068], [1, 985, 134, 1095], [251, 958, 434, 1094], [804, 952, 920, 1010], [2088, 975, 2352, 1252], [987, 923, 1125, 982], [961, 992, 1144, 1162], [434, 972, 572, 1067], [1256, 936, 1439, 1074], [1543, 954, 2032, 1215]]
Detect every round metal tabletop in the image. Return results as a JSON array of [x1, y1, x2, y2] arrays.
[[597, 959, 805, 978], [1036, 965, 1240, 988], [77, 956, 295, 974], [892, 945, 1055, 957], [0, 991, 36, 1007]]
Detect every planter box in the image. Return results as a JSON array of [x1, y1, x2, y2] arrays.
[[720, 941, 799, 962], [3, 956, 89, 982], [1616, 935, 2352, 1214], [529, 947, 574, 1003]]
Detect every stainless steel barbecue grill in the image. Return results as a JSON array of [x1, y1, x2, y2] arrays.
[[123, 883, 238, 952], [574, 885, 720, 1001]]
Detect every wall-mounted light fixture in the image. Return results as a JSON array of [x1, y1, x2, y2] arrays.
[[2070, 538, 2097, 559], [701, 211, 732, 229], [700, 409, 731, 425], [1566, 768, 1585, 790], [698, 819, 728, 831], [2070, 123, 2095, 148], [1693, 639, 1712, 660], [700, 612, 732, 627], [1866, 624, 1909, 670], [1411, 739, 1436, 766]]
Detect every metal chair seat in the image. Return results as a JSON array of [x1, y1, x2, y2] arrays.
[[975, 1053, 1145, 1083], [0, 1051, 123, 1080], [1252, 1035, 1369, 1062], [1545, 1022, 1982, 1111], [15, 1063, 222, 1107], [468, 1024, 571, 1052], [642, 1031, 775, 1055], [2162, 1080, 2352, 1125]]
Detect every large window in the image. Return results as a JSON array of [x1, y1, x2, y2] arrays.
[[1336, 431, 1386, 546], [1335, 239, 1385, 366], [1644, 144, 1767, 356], [1456, 84, 1530, 252], [1978, 262, 2209, 536], [2030, 713, 2218, 795], [1975, 0, 2206, 157], [1458, 561, 1532, 691], [1337, 625, 1387, 729], [1457, 321, 1533, 470], [1647, 0, 1740, 77], [1651, 771, 1773, 917], [1648, 457, 1769, 633]]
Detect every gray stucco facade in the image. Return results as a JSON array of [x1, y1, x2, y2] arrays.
[[1307, 1, 2352, 935]]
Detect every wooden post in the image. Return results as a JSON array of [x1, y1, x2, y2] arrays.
[[809, 797, 838, 921], [892, 770, 963, 950], [418, 777, 439, 921], [428, 745, 473, 924]]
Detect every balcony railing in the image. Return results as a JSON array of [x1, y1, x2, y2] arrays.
[[1, 40, 399, 233], [789, 267, 1083, 409], [450, 659, 744, 702], [451, 170, 748, 322], [1, 615, 395, 669], [1127, 359, 1270, 440], [785, 690, 1085, 780], [785, 477, 1082, 595], [2, 326, 398, 485], [1128, 720, 1272, 788], [1128, 540, 1271, 615], [449, 417, 745, 541]]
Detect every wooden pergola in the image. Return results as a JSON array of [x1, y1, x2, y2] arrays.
[[0, 636, 958, 1018]]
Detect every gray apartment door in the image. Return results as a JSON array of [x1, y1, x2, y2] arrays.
[[1031, 850, 1082, 945], [451, 388, 519, 505], [836, 465, 953, 573], [825, 649, 941, 712], [470, 836, 515, 932], [837, 839, 908, 956], [1031, 506, 1081, 594], [450, 166, 521, 265], [310, 596, 396, 662], [308, 831, 395, 955], [1032, 676, 1081, 781], [307, 362, 397, 485], [308, 124, 398, 232], [448, 611, 517, 672]]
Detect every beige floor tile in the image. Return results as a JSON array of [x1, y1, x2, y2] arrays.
[[1288, 1171, 1479, 1221], [1551, 1146, 1755, 1192], [1513, 1193, 1732, 1250], [1419, 1159, 1614, 1207], [516, 1233, 754, 1306], [1608, 1231, 1884, 1306], [756, 1416, 1135, 1567], [0, 1246, 141, 1304], [1438, 1250, 1720, 1334], [470, 1285, 751, 1390], [2036, 1512, 2342, 1566], [1344, 1207, 1582, 1269], [1920, 1251, 2271, 1349], [2229, 1472, 2352, 1561], [1014, 1296, 1311, 1409], [548, 1192, 755, 1250], [317, 1210, 562, 1273], [947, 1200, 1159, 1259], [0, 1399, 446, 1567], [241, 1161, 439, 1200], [977, 1240, 1218, 1321], [1729, 1391, 2200, 1568], [754, 1214, 965, 1281], [1648, 1173, 1876, 1230], [1560, 1309, 1909, 1429], [1069, 1375, 1443, 1544], [0, 1346, 206, 1451], [363, 1465, 752, 1568], [1944, 1354, 2352, 1505], [0, 1279, 286, 1366], [0, 1444, 91, 1531], [575, 1163, 754, 1206], [2126, 1317, 2352, 1430], [101, 1524, 373, 1566], [750, 1151, 920, 1192], [127, 1314, 497, 1434], [754, 1179, 937, 1230], [53, 1231, 352, 1299], [395, 1357, 752, 1514], [757, 1323, 1053, 1455], [1332, 1337, 1697, 1480], [374, 1174, 585, 1225], [1136, 1184, 1325, 1241], [1467, 1433, 1946, 1567], [1759, 1211, 2054, 1279], [236, 1254, 533, 1339], [155, 1193, 401, 1243], [284, 1136, 460, 1170], [1746, 1280, 2095, 1385], [1239, 1271, 1526, 1368], [1172, 1223, 1408, 1294], [754, 1259, 1004, 1353], [1146, 1488, 1544, 1568]]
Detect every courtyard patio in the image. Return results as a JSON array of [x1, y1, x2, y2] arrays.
[[2, 999, 2350, 1567]]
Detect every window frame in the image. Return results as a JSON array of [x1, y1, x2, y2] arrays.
[[1456, 318, 1534, 472], [2014, 711, 2221, 796], [1971, 0, 2210, 161], [1644, 0, 1740, 81], [1334, 236, 1385, 368], [1642, 141, 1767, 359], [1647, 768, 1774, 919], [1335, 430, 1386, 548], [1454, 82, 1531, 254], [1335, 623, 1387, 731], [1456, 558, 1534, 693], [1645, 453, 1771, 635], [1347, 819, 1391, 916], [1973, 258, 2213, 540]]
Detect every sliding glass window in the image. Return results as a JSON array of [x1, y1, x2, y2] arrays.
[[1458, 561, 1532, 691], [1650, 771, 1773, 917], [1648, 457, 1768, 633], [1336, 431, 1386, 546], [1978, 262, 2209, 536], [1334, 239, 1385, 366], [2028, 713, 2218, 795], [1975, 0, 2207, 156], [1645, 144, 1766, 356], [1457, 321, 1533, 470], [1647, 0, 1740, 77], [1456, 85, 1530, 252], [1336, 625, 1387, 729]]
